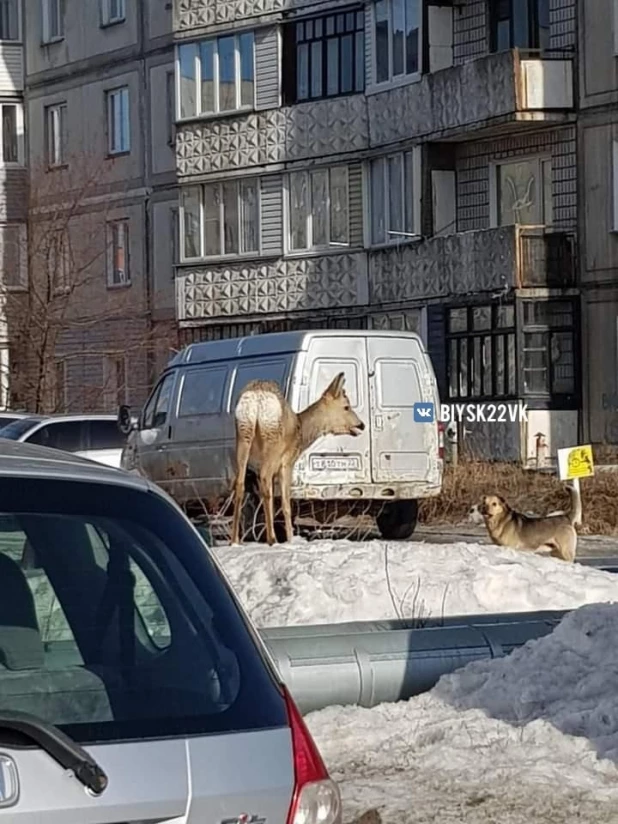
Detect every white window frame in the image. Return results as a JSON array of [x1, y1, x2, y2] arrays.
[[0, 0, 20, 41], [0, 102, 23, 166], [366, 147, 422, 247], [107, 219, 131, 287], [284, 166, 351, 254], [41, 0, 64, 44], [45, 102, 67, 168], [166, 69, 176, 147], [175, 32, 256, 120], [0, 223, 27, 291], [49, 229, 70, 294], [369, 0, 422, 92], [489, 155, 553, 229], [106, 86, 131, 155], [179, 179, 262, 262], [100, 0, 125, 27]]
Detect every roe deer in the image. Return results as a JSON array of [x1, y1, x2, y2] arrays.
[[230, 372, 365, 546]]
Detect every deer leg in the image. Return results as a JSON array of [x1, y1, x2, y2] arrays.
[[259, 465, 277, 546], [231, 434, 252, 546], [279, 463, 294, 543]]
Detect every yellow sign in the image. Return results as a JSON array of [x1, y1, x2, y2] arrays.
[[557, 445, 594, 481]]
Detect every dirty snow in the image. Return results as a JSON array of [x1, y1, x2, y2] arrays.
[[214, 538, 618, 627], [306, 602, 618, 823]]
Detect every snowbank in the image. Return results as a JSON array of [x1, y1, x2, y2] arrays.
[[306, 602, 618, 824], [214, 539, 618, 627]]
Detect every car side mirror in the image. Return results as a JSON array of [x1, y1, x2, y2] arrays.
[[117, 404, 136, 435]]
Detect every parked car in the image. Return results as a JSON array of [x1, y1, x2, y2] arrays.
[[0, 414, 128, 468], [0, 438, 340, 821], [118, 330, 444, 539], [0, 411, 30, 427]]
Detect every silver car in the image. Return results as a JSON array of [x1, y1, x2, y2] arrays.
[[0, 439, 341, 823]]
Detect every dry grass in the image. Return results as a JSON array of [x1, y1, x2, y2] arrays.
[[419, 462, 618, 535]]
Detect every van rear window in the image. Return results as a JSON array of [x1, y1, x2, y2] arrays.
[[0, 479, 286, 745]]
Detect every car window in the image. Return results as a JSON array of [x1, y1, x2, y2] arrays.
[[177, 366, 228, 417], [143, 372, 175, 430], [0, 478, 287, 745], [85, 420, 127, 450], [230, 359, 289, 411], [27, 421, 84, 452], [0, 418, 46, 440]]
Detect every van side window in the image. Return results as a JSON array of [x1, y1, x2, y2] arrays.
[[231, 360, 289, 410], [310, 360, 359, 407], [378, 360, 421, 407], [177, 367, 227, 417], [143, 373, 175, 430]]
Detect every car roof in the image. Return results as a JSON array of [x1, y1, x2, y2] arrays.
[[0, 438, 152, 492]]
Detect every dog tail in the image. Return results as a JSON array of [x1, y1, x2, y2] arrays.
[[567, 481, 582, 527]]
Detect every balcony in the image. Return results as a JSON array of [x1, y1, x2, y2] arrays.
[[367, 49, 574, 146], [0, 43, 23, 94], [369, 225, 576, 304]]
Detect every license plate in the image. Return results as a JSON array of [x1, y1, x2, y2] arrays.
[[310, 455, 361, 472]]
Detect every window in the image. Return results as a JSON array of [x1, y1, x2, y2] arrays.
[[0, 225, 25, 290], [100, 0, 125, 26], [178, 367, 227, 417], [369, 150, 419, 245], [0, 0, 19, 40], [54, 360, 66, 411], [494, 157, 552, 227], [613, 141, 618, 233], [373, 0, 420, 85], [166, 70, 176, 146], [45, 102, 67, 167], [231, 360, 289, 409], [48, 230, 69, 293], [446, 304, 517, 401], [86, 419, 127, 450], [27, 421, 84, 452], [288, 167, 349, 252], [180, 179, 260, 260], [521, 299, 576, 397], [0, 477, 286, 742], [41, 0, 64, 43], [142, 372, 175, 430], [177, 32, 255, 119], [490, 0, 550, 52], [282, 9, 364, 105], [1, 104, 18, 164], [171, 207, 179, 266], [107, 220, 130, 287], [103, 354, 127, 408], [106, 87, 130, 155]]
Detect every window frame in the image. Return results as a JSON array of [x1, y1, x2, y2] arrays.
[[0, 223, 27, 292], [285, 165, 351, 254], [45, 102, 68, 169], [490, 154, 553, 229], [0, 102, 22, 166], [41, 0, 64, 44], [103, 353, 128, 409], [489, 0, 550, 53], [179, 178, 262, 263], [282, 7, 365, 105], [0, 0, 20, 41], [446, 303, 517, 402], [518, 297, 579, 408], [49, 229, 69, 294], [106, 219, 131, 288], [176, 32, 256, 121], [166, 69, 176, 147], [367, 147, 421, 247], [100, 0, 126, 27], [106, 86, 131, 156], [370, 0, 422, 90]]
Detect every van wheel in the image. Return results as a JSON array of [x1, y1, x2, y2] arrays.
[[376, 500, 419, 541]]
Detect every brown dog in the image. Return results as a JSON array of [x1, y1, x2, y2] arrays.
[[479, 482, 582, 563]]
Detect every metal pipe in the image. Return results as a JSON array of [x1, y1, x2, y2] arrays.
[[259, 610, 568, 714]]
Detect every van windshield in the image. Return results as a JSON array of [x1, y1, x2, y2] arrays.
[[0, 478, 286, 745]]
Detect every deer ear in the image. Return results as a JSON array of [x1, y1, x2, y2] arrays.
[[324, 371, 346, 398]]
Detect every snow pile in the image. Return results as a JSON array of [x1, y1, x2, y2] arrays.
[[214, 538, 618, 627], [306, 602, 618, 823]]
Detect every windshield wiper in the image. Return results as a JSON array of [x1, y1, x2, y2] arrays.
[[0, 710, 108, 794]]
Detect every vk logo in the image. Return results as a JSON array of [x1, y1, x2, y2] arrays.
[[413, 402, 435, 423]]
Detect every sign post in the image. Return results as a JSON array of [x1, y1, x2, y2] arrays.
[[556, 445, 594, 528]]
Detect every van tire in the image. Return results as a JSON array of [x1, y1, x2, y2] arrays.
[[376, 500, 419, 541]]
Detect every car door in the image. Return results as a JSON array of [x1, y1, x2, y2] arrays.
[[135, 371, 177, 484], [367, 335, 437, 482]]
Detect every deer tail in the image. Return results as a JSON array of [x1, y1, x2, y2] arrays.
[[567, 481, 582, 527]]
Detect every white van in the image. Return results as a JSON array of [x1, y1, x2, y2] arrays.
[[118, 330, 443, 540]]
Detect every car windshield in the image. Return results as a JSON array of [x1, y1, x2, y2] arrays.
[[0, 477, 286, 745], [0, 418, 45, 440]]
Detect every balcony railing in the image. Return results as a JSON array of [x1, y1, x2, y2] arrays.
[[518, 227, 576, 288]]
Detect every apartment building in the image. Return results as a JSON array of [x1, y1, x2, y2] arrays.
[[13, 0, 178, 412], [173, 0, 579, 465]]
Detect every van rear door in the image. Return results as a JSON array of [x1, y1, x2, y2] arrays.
[[367, 335, 436, 482], [296, 336, 371, 486]]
